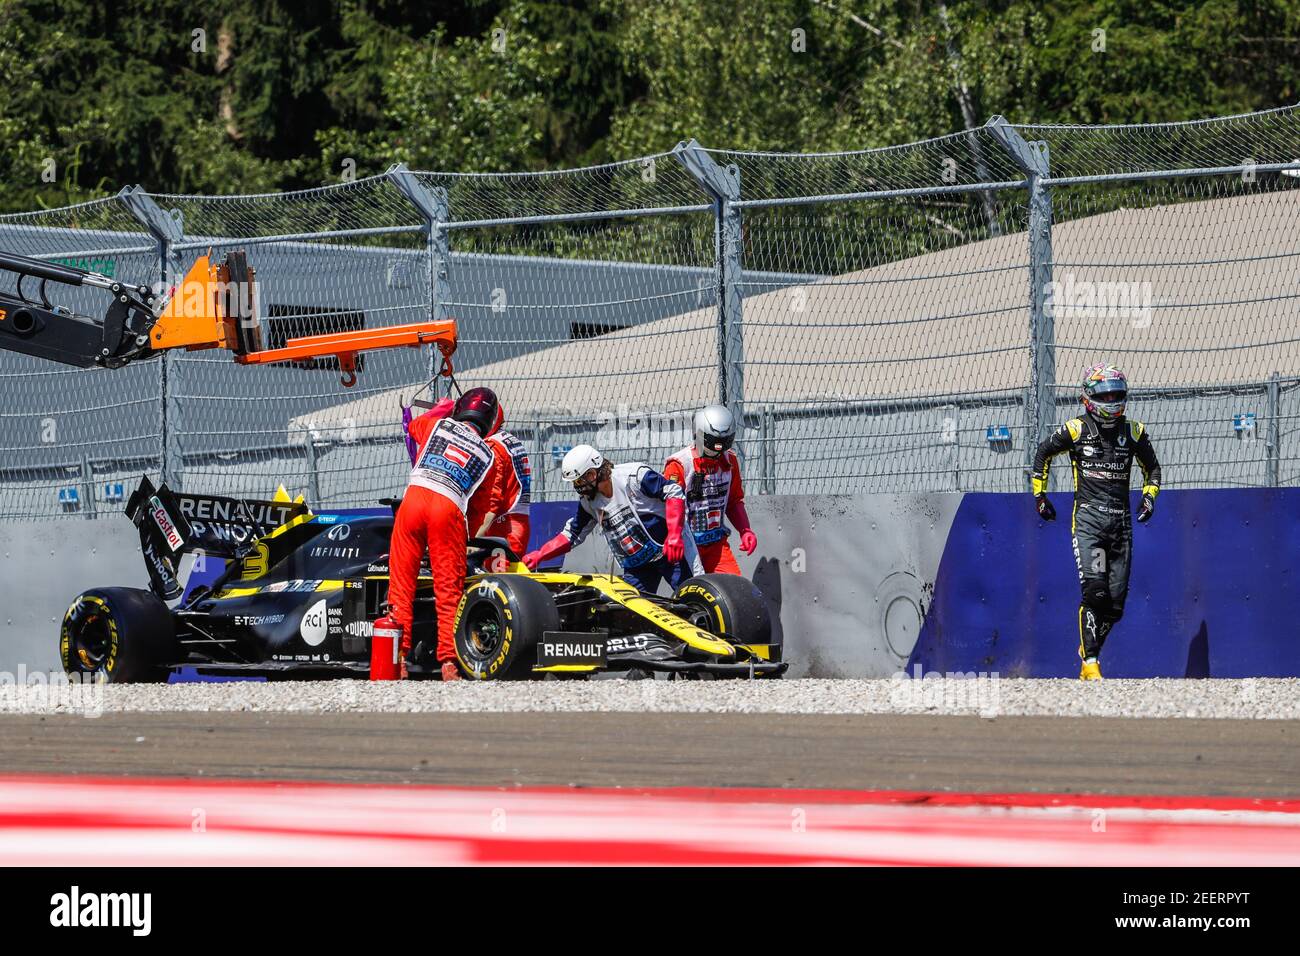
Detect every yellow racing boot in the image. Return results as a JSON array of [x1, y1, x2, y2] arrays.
[[1079, 657, 1103, 681]]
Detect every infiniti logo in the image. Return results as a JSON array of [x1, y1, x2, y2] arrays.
[[326, 523, 351, 541]]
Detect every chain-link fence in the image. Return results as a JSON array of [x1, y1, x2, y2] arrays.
[[2, 105, 1298, 517]]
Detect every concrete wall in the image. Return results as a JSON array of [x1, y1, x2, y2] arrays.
[[544, 494, 962, 678], [0, 517, 150, 673], [5, 489, 1297, 679], [0, 492, 958, 678]]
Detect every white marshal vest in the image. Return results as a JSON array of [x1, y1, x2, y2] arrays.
[[668, 447, 736, 546], [409, 418, 495, 512], [562, 462, 702, 573]]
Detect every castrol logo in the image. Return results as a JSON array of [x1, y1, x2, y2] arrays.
[[149, 496, 184, 552]]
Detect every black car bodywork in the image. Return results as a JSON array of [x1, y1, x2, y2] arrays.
[[59, 479, 786, 682]]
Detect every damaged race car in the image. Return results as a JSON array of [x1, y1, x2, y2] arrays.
[[58, 478, 786, 683]]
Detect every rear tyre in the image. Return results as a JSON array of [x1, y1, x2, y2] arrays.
[[454, 576, 559, 680], [60, 587, 175, 683], [673, 574, 775, 654]]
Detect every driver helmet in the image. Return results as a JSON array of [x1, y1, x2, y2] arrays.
[[694, 404, 735, 458], [561, 444, 609, 499], [452, 387, 499, 437], [1081, 363, 1128, 422]]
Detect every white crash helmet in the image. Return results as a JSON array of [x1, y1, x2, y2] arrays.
[[694, 404, 735, 458], [561, 444, 607, 497]]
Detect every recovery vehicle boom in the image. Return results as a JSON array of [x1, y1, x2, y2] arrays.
[[0, 249, 455, 386]]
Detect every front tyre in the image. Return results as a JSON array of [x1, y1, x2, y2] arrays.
[[673, 574, 774, 653], [60, 588, 175, 683], [454, 576, 559, 680]]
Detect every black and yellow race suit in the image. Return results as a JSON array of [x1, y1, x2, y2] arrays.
[[1032, 414, 1161, 659]]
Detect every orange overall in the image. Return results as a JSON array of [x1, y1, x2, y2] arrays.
[[481, 428, 531, 556], [390, 408, 500, 661]]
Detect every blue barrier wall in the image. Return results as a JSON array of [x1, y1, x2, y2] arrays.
[[910, 489, 1300, 678]]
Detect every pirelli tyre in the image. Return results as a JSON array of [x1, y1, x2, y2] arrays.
[[454, 575, 559, 680], [59, 587, 175, 683], [673, 574, 776, 658]]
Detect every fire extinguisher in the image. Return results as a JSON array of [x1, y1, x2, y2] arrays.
[[370, 612, 403, 681]]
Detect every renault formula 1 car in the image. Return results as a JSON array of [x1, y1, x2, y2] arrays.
[[59, 479, 785, 682]]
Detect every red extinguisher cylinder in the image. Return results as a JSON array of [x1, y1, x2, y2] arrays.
[[370, 614, 402, 681]]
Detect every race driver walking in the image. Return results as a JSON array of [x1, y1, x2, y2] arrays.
[[390, 387, 503, 681], [1031, 364, 1161, 680], [522, 444, 704, 593], [662, 404, 758, 575]]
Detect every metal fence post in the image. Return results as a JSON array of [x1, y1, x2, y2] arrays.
[[118, 186, 184, 489], [532, 419, 547, 502], [941, 403, 961, 492], [674, 139, 745, 429], [537, 420, 552, 502], [80, 454, 96, 520], [1268, 372, 1281, 487], [986, 117, 1054, 481], [388, 163, 452, 380], [302, 427, 322, 506]]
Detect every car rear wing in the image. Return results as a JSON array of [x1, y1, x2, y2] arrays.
[[125, 476, 310, 599]]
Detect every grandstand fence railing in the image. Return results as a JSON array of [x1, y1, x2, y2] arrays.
[[2, 105, 1299, 517]]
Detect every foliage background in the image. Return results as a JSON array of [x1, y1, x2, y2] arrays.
[[0, 0, 1297, 211]]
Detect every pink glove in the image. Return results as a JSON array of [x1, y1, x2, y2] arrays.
[[663, 497, 686, 564], [728, 499, 757, 554], [523, 532, 571, 571]]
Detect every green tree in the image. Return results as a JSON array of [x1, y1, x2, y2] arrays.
[[315, 0, 626, 177], [1, 0, 1298, 217]]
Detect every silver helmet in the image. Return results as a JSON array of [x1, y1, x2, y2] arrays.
[[694, 404, 735, 458]]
